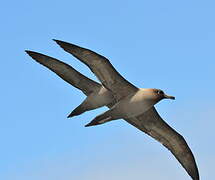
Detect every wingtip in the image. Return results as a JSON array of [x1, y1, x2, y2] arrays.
[[25, 50, 36, 58], [25, 50, 42, 60], [25, 50, 33, 55], [53, 39, 78, 49], [53, 39, 66, 46], [52, 39, 59, 43], [190, 168, 200, 180]]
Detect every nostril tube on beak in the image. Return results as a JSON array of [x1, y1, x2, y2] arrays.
[[164, 94, 175, 100]]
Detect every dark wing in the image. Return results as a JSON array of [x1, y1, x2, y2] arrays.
[[25, 51, 101, 95], [54, 39, 138, 101], [124, 107, 199, 180], [26, 49, 199, 179]]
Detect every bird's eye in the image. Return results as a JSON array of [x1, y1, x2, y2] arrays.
[[158, 90, 164, 95]]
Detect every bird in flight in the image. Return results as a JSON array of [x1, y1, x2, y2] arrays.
[[26, 40, 199, 180]]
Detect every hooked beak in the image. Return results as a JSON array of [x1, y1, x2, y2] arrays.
[[164, 94, 175, 100]]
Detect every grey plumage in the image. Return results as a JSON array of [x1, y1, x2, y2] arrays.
[[26, 40, 199, 180]]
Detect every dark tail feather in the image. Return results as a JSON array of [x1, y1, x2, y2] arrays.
[[67, 105, 86, 118], [85, 116, 112, 127], [85, 120, 101, 127]]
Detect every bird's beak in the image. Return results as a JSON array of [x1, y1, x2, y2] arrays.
[[164, 94, 175, 100]]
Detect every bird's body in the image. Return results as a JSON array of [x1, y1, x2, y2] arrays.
[[85, 88, 175, 126], [26, 40, 199, 180], [86, 86, 113, 109], [117, 88, 165, 118], [68, 86, 114, 117]]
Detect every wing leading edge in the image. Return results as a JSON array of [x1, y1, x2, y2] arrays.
[[54, 39, 138, 101], [25, 50, 101, 95], [26, 42, 199, 180], [125, 107, 199, 180]]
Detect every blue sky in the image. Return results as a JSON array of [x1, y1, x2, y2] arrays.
[[1, 0, 214, 179]]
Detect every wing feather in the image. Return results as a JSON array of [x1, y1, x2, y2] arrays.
[[25, 50, 101, 95], [54, 40, 138, 100], [124, 107, 199, 180], [26, 47, 199, 180]]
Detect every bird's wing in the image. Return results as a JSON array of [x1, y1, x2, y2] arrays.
[[54, 40, 138, 101], [25, 51, 101, 96], [124, 107, 199, 180]]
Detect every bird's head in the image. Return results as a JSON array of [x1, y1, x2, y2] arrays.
[[143, 88, 175, 103], [154, 88, 175, 100]]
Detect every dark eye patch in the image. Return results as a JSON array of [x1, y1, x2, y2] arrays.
[[158, 90, 164, 95]]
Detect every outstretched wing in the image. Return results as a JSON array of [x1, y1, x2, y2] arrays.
[[26, 48, 199, 180], [25, 51, 101, 95], [124, 107, 199, 180], [54, 39, 138, 101]]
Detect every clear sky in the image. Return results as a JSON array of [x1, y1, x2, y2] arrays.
[[1, 0, 214, 179]]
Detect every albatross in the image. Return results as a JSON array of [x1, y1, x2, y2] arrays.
[[25, 40, 199, 180]]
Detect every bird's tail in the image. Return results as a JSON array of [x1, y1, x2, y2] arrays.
[[85, 110, 114, 127], [67, 104, 87, 118]]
